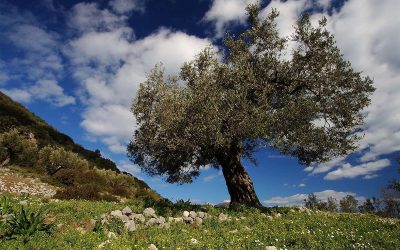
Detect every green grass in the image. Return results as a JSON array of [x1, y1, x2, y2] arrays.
[[1, 194, 399, 249]]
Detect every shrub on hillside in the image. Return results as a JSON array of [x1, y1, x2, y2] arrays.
[[52, 169, 77, 186], [0, 129, 38, 167], [54, 184, 102, 201], [53, 183, 118, 202], [37, 146, 89, 175]]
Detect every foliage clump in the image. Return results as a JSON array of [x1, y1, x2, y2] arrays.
[[0, 128, 38, 167], [37, 146, 90, 175], [0, 129, 161, 202]]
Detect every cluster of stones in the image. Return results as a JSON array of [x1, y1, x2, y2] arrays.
[[101, 207, 211, 232], [0, 168, 56, 197]]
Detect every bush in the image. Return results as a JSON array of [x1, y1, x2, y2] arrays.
[[37, 146, 89, 175], [54, 184, 102, 201], [52, 169, 77, 186], [0, 128, 38, 167]]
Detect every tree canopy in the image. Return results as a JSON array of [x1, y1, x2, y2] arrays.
[[127, 5, 374, 207]]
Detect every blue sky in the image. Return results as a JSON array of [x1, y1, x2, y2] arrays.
[[1, 0, 399, 206]]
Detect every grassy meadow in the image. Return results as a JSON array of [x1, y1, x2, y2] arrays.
[[0, 194, 399, 250]]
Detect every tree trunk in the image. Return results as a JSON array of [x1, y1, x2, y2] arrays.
[[217, 147, 262, 208]]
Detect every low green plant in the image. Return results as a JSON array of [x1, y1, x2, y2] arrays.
[[3, 206, 52, 241], [0, 196, 13, 216]]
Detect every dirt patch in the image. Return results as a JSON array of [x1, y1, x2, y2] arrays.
[[0, 167, 57, 197]]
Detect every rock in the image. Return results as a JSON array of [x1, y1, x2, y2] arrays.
[[267, 216, 273, 221], [218, 213, 228, 222], [159, 222, 170, 229], [168, 217, 174, 222], [229, 229, 238, 234], [289, 209, 296, 213], [98, 240, 110, 248], [274, 213, 281, 218], [190, 238, 198, 244], [157, 216, 166, 224], [243, 226, 251, 231], [194, 217, 203, 225], [143, 208, 156, 218], [183, 216, 193, 224], [122, 206, 132, 216], [183, 211, 190, 217], [266, 246, 277, 250], [107, 232, 117, 239], [146, 218, 157, 226], [125, 221, 136, 232], [148, 244, 158, 250], [240, 216, 246, 220], [197, 211, 205, 219], [120, 214, 130, 223], [174, 217, 183, 223], [133, 214, 146, 223], [87, 219, 97, 231], [189, 211, 197, 218], [110, 210, 123, 219]]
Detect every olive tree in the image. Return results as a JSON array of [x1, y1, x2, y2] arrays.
[[127, 5, 374, 207]]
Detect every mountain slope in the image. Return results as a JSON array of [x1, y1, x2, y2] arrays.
[[0, 91, 117, 171], [0, 91, 160, 201]]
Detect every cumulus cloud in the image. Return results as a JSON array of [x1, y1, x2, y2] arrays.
[[109, 0, 145, 14], [203, 0, 258, 37], [68, 2, 127, 33], [65, 2, 213, 153], [324, 159, 391, 180], [0, 4, 74, 107], [264, 189, 365, 206], [118, 160, 141, 174], [1, 80, 75, 107]]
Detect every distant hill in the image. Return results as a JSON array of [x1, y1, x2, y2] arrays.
[[0, 91, 160, 200], [0, 91, 117, 171]]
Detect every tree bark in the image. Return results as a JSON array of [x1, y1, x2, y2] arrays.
[[217, 147, 262, 208]]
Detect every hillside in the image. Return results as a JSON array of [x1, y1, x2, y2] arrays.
[[0, 91, 161, 202], [0, 91, 117, 171]]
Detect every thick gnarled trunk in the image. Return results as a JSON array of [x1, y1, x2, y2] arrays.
[[217, 148, 262, 208]]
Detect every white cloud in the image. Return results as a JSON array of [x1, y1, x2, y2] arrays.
[[363, 174, 379, 180], [264, 189, 365, 206], [0, 6, 74, 107], [203, 174, 218, 182], [0, 88, 32, 103], [68, 2, 127, 33], [203, 0, 258, 37], [118, 160, 141, 174], [1, 80, 75, 107], [298, 183, 306, 187], [109, 0, 145, 14], [324, 159, 391, 180], [65, 2, 214, 153]]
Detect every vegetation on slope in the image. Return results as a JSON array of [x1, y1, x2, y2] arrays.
[[0, 91, 116, 171], [0, 91, 162, 202]]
